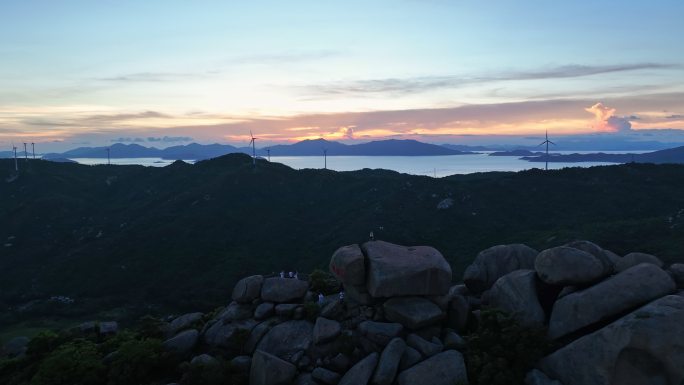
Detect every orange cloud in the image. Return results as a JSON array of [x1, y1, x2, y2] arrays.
[[585, 102, 632, 132]]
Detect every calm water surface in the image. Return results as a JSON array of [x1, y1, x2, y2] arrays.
[[71, 151, 645, 177]]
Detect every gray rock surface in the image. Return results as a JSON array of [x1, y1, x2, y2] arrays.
[[232, 275, 264, 303], [398, 346, 422, 371], [463, 244, 538, 293], [358, 321, 403, 346], [166, 312, 203, 335], [549, 263, 675, 339], [442, 330, 466, 351], [261, 277, 309, 303], [203, 319, 257, 349], [275, 303, 299, 317], [257, 320, 314, 361], [669, 263, 684, 288], [535, 246, 606, 286], [525, 369, 563, 385], [372, 337, 406, 385], [163, 329, 198, 355], [230, 355, 252, 372], [330, 244, 366, 286], [486, 269, 545, 327], [446, 294, 469, 333], [615, 252, 664, 273], [254, 302, 275, 320], [542, 295, 684, 385], [313, 317, 341, 345], [362, 241, 452, 297], [397, 350, 469, 385], [338, 352, 379, 385], [406, 334, 442, 358], [312, 367, 341, 385], [564, 240, 614, 275], [382, 297, 444, 329], [191, 353, 218, 366], [250, 350, 297, 385], [219, 302, 253, 321]]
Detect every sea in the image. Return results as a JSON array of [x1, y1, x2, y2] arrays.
[[70, 151, 646, 177]]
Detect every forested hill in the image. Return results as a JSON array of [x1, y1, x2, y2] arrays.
[[2, 154, 684, 329]]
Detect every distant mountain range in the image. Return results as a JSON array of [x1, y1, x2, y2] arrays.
[[42, 139, 475, 160], [521, 145, 684, 164]]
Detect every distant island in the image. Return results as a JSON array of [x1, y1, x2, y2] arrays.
[[521, 145, 684, 164], [489, 150, 545, 157], [40, 139, 475, 160]]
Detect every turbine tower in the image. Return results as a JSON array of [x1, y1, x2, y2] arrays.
[[266, 147, 271, 162], [23, 142, 28, 161], [323, 148, 327, 169], [106, 148, 111, 165], [249, 130, 258, 167], [12, 143, 18, 171], [31, 142, 35, 159], [538, 130, 556, 171]]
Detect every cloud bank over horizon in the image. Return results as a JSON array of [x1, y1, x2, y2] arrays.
[[1, 1, 683, 151]]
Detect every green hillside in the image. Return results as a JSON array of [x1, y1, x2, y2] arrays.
[[2, 154, 684, 336]]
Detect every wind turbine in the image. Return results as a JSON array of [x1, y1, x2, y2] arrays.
[[12, 143, 18, 171], [266, 147, 271, 162], [23, 142, 28, 161], [249, 130, 258, 166], [323, 148, 327, 169], [31, 142, 35, 159], [538, 130, 556, 171]]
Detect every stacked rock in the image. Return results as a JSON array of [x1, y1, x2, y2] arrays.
[[462, 240, 684, 385], [115, 239, 684, 385]]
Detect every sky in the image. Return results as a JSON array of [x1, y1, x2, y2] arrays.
[[1, 0, 684, 151]]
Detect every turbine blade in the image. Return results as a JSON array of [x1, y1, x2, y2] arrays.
[[549, 141, 556, 145]]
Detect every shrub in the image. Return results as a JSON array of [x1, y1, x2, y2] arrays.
[[30, 339, 105, 385], [465, 310, 553, 385], [106, 338, 178, 385], [308, 269, 340, 295]]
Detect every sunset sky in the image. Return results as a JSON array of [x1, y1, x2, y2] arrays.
[[2, 0, 684, 151]]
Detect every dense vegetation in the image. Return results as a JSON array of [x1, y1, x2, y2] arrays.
[[2, 154, 684, 338], [0, 317, 248, 385]]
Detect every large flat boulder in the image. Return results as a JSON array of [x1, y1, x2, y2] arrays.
[[549, 263, 675, 339], [250, 350, 297, 385], [397, 350, 469, 385], [358, 321, 404, 346], [261, 277, 309, 303], [541, 295, 684, 385], [256, 320, 314, 361], [486, 269, 545, 327], [232, 275, 264, 303], [330, 244, 366, 286], [463, 244, 538, 293], [163, 329, 198, 355], [313, 317, 341, 345], [203, 319, 257, 350], [372, 337, 406, 385], [535, 246, 606, 286], [339, 352, 379, 385], [564, 240, 614, 275], [615, 252, 663, 273], [383, 297, 444, 329], [362, 241, 451, 297]]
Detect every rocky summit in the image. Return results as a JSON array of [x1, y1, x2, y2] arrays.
[[7, 239, 683, 385]]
